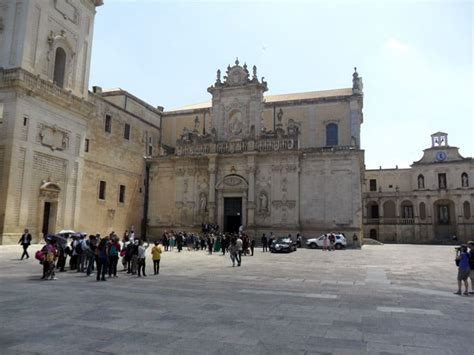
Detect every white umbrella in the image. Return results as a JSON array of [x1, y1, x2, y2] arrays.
[[58, 229, 75, 235]]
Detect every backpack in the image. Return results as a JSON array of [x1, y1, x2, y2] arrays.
[[75, 242, 83, 254], [35, 250, 45, 262], [109, 244, 118, 256]]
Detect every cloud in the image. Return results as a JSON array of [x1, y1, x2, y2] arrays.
[[384, 38, 410, 55]]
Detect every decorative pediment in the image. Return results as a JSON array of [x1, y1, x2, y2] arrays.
[[208, 58, 268, 92], [216, 174, 249, 191], [39, 180, 61, 200]]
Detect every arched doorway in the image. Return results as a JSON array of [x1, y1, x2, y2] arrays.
[[38, 181, 61, 237], [215, 174, 248, 233], [433, 199, 456, 240]]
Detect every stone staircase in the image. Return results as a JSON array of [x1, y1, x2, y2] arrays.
[[363, 238, 384, 245]]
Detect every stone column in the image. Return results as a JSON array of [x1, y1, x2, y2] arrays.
[[246, 154, 256, 227], [208, 155, 217, 223], [242, 193, 247, 227]]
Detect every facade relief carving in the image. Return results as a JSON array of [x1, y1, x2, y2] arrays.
[[38, 124, 69, 151]]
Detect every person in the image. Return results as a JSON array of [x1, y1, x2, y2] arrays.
[[137, 240, 149, 277], [261, 233, 268, 252], [108, 236, 121, 278], [76, 235, 86, 273], [214, 235, 221, 253], [250, 238, 255, 256], [169, 234, 175, 251], [151, 241, 162, 275], [18, 228, 32, 260], [296, 233, 302, 248], [228, 237, 237, 267], [96, 238, 108, 281], [85, 235, 97, 276], [42, 238, 58, 280], [235, 235, 243, 266], [323, 234, 328, 251], [352, 233, 359, 249], [130, 239, 139, 274], [454, 244, 470, 295], [468, 241, 474, 294], [207, 234, 214, 254], [328, 233, 336, 251], [176, 234, 183, 252]]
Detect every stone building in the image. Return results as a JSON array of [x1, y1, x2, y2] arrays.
[[147, 60, 365, 241], [363, 132, 473, 243], [0, 0, 161, 244]]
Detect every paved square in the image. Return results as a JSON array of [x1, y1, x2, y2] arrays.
[[0, 244, 472, 354]]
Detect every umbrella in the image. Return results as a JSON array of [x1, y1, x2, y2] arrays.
[[58, 229, 75, 235], [45, 234, 68, 247]]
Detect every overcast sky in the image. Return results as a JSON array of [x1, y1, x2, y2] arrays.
[[90, 0, 473, 169]]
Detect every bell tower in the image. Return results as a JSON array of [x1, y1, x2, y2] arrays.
[[0, 0, 103, 98]]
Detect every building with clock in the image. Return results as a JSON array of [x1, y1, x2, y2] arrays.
[[363, 132, 473, 243]]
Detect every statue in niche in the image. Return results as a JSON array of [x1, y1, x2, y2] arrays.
[[194, 116, 200, 132], [462, 174, 469, 187], [229, 111, 243, 135], [259, 192, 268, 211], [199, 193, 207, 212], [417, 175, 425, 189]]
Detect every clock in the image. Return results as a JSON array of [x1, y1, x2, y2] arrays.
[[435, 151, 447, 162]]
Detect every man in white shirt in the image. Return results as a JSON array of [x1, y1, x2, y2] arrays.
[[235, 236, 243, 267]]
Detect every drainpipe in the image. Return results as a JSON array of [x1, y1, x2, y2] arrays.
[[273, 105, 276, 131]]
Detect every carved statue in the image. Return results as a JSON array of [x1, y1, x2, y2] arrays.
[[252, 65, 257, 79], [216, 69, 221, 84], [199, 193, 207, 212], [194, 116, 200, 131], [462, 174, 469, 187], [229, 111, 243, 135], [417, 175, 425, 189], [259, 192, 268, 211]]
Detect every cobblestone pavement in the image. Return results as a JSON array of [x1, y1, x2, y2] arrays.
[[0, 244, 472, 354]]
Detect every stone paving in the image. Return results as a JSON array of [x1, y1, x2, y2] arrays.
[[0, 243, 472, 354]]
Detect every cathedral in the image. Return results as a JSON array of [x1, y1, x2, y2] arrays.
[[0, 0, 364, 244]]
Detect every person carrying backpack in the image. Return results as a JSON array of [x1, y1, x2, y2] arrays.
[[108, 237, 121, 278], [454, 244, 470, 296]]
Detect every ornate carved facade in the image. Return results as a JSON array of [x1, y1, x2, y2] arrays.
[[148, 60, 365, 241]]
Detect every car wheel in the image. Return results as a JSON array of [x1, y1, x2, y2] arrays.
[[309, 243, 317, 249], [335, 244, 342, 250]]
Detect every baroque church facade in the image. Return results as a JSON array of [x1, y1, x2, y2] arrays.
[[0, 0, 364, 245], [148, 60, 365, 240]]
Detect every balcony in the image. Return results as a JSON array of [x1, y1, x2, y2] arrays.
[[364, 217, 415, 225]]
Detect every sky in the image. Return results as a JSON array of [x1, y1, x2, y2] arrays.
[[89, 0, 473, 169]]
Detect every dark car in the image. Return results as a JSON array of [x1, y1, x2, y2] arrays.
[[270, 237, 297, 253]]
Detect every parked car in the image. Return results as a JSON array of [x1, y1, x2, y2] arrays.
[[270, 237, 297, 253], [306, 234, 347, 249]]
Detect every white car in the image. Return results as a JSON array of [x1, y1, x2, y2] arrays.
[[306, 234, 347, 249]]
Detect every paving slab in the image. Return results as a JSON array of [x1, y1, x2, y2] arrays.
[[0, 243, 473, 354]]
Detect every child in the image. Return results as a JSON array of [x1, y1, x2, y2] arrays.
[[151, 241, 162, 275], [454, 244, 470, 296]]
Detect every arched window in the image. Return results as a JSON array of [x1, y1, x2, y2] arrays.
[[419, 202, 426, 220], [326, 123, 338, 146], [461, 172, 469, 187], [464, 201, 471, 220], [367, 202, 379, 219], [53, 47, 67, 88], [417, 174, 425, 189]]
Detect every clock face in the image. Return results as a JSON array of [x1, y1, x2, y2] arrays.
[[435, 151, 447, 161]]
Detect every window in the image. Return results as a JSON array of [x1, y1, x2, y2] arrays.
[[84, 138, 89, 152], [419, 202, 426, 220], [53, 47, 66, 88], [99, 181, 106, 200], [438, 173, 447, 189], [326, 123, 338, 146], [23, 115, 28, 126], [461, 172, 469, 187], [402, 204, 414, 219], [0, 103, 4, 124], [124, 123, 130, 140], [148, 145, 153, 156], [119, 185, 126, 203], [417, 174, 425, 189], [369, 179, 377, 191], [105, 114, 112, 133]]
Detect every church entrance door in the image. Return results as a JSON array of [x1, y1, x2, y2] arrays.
[[224, 197, 242, 233]]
